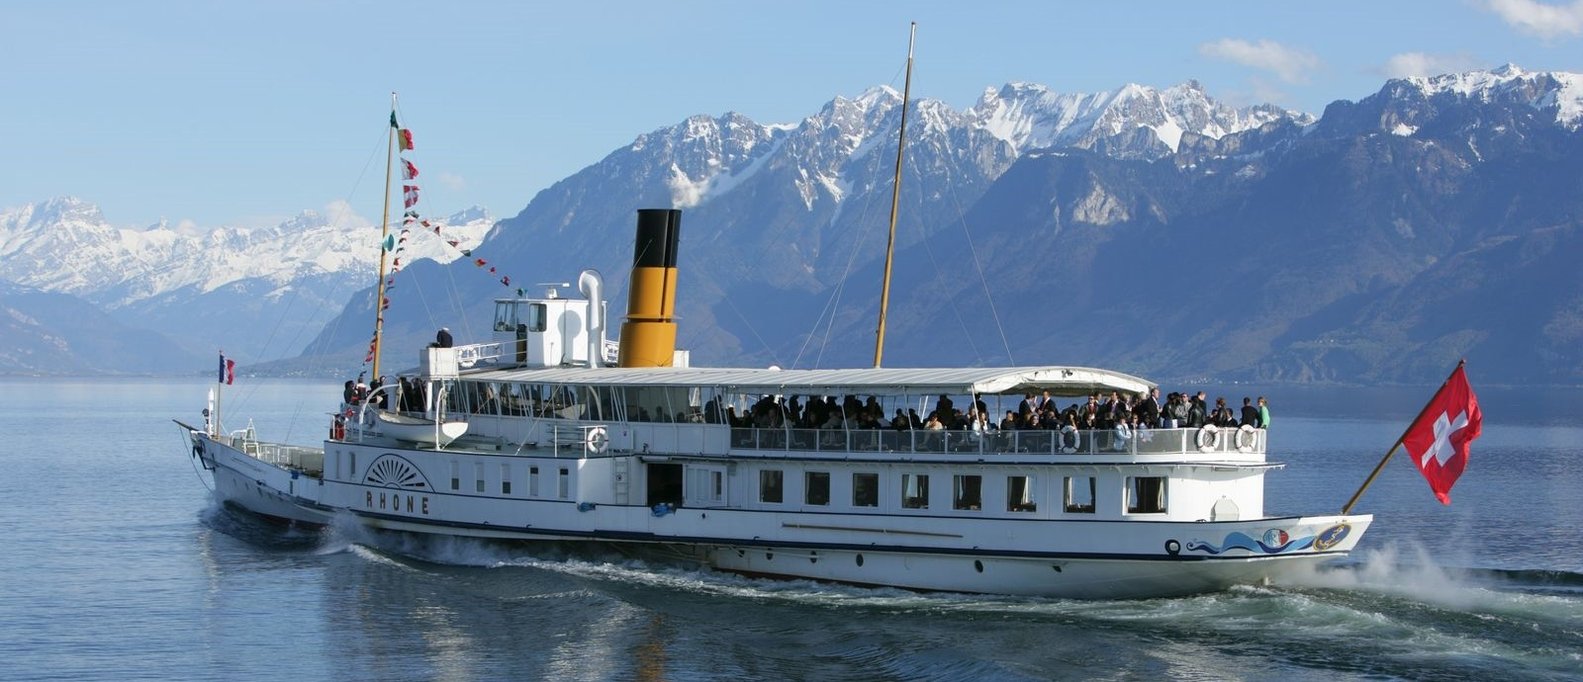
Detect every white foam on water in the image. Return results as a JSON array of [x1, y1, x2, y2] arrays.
[[324, 529, 1582, 674], [1280, 540, 1583, 621], [347, 544, 416, 570]]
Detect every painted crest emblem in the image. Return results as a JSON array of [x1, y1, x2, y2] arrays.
[[1313, 522, 1352, 551]]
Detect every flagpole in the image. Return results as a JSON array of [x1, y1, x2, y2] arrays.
[[372, 92, 397, 382], [1340, 359, 1466, 515], [214, 350, 224, 438], [872, 21, 915, 369]]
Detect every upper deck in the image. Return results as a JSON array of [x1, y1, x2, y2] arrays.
[[399, 342, 1266, 467]]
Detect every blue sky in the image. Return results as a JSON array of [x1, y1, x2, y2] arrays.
[[3, 0, 1580, 230]]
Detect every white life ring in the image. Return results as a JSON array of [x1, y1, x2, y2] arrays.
[[585, 426, 609, 453], [1059, 425, 1079, 453], [1195, 424, 1220, 452], [1235, 424, 1257, 453]]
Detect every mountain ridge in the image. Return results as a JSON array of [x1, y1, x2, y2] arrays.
[[8, 67, 1580, 385], [0, 198, 494, 374]]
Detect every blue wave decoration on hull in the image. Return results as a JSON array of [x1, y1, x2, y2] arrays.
[[1186, 530, 1315, 555]]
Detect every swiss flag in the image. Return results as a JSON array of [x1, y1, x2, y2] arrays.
[[1401, 363, 1482, 505]]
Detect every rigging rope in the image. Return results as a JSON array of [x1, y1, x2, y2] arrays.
[[946, 178, 1014, 364]]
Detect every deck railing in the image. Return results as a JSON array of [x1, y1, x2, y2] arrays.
[[727, 425, 1264, 457]]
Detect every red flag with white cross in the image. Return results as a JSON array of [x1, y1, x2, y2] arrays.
[[1400, 362, 1482, 505]]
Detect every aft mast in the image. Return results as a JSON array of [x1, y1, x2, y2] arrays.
[[873, 22, 915, 368], [371, 92, 398, 381]]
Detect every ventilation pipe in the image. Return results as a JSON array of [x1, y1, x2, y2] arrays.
[[617, 208, 681, 367], [577, 269, 605, 368]]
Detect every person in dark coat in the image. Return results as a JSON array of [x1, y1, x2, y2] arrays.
[[436, 327, 454, 348], [1241, 397, 1261, 427], [1186, 394, 1207, 428]]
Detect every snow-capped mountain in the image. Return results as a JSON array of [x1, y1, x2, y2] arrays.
[[342, 79, 1315, 367], [22, 66, 1581, 384], [0, 197, 492, 308], [1400, 63, 1583, 129], [1314, 63, 1583, 143], [0, 197, 493, 373], [345, 66, 1583, 385], [485, 79, 1296, 293], [638, 79, 1306, 213], [971, 80, 1310, 158]]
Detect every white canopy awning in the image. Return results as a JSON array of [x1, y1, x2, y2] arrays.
[[461, 364, 1155, 397]]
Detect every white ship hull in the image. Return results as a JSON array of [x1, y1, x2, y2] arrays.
[[189, 428, 1370, 599], [195, 432, 333, 527]]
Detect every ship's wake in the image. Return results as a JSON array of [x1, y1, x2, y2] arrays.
[[331, 532, 1583, 678]]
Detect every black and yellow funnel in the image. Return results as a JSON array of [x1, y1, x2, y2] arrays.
[[617, 209, 681, 367]]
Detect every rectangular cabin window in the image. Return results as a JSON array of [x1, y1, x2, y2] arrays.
[[1127, 476, 1168, 514], [952, 475, 982, 511], [759, 470, 784, 504], [805, 471, 830, 506], [475, 462, 486, 493], [1064, 476, 1096, 514], [528, 302, 548, 333], [500, 463, 512, 495], [493, 300, 519, 332], [450, 460, 460, 491], [1007, 475, 1037, 512], [558, 467, 570, 499], [852, 473, 879, 508], [901, 474, 930, 509], [348, 452, 356, 481], [686, 466, 726, 506], [528, 466, 540, 497]]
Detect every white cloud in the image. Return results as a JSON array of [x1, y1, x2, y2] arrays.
[[1198, 38, 1322, 84], [1379, 52, 1483, 78], [321, 200, 373, 230], [436, 172, 466, 192], [1482, 0, 1583, 39]]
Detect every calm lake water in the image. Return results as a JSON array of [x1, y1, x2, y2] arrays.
[[2, 377, 1580, 681]]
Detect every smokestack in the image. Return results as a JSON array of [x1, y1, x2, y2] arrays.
[[617, 209, 681, 367]]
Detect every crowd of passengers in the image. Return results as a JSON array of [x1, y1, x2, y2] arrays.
[[723, 389, 1271, 435]]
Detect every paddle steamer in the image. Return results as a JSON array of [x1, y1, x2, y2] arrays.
[[185, 207, 1369, 599]]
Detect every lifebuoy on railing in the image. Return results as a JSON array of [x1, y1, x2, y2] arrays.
[[1235, 424, 1257, 453], [1059, 425, 1079, 453], [1195, 424, 1221, 452], [585, 426, 609, 453]]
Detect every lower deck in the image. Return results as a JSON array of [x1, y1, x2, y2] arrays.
[[196, 429, 1370, 598]]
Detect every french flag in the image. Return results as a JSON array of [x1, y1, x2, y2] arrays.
[[218, 352, 235, 385]]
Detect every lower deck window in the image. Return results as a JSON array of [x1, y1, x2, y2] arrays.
[[1127, 476, 1167, 514], [853, 473, 878, 507], [759, 469, 784, 504], [901, 473, 929, 509], [1007, 475, 1037, 512], [1064, 476, 1096, 514], [952, 475, 981, 511], [805, 471, 830, 506]]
